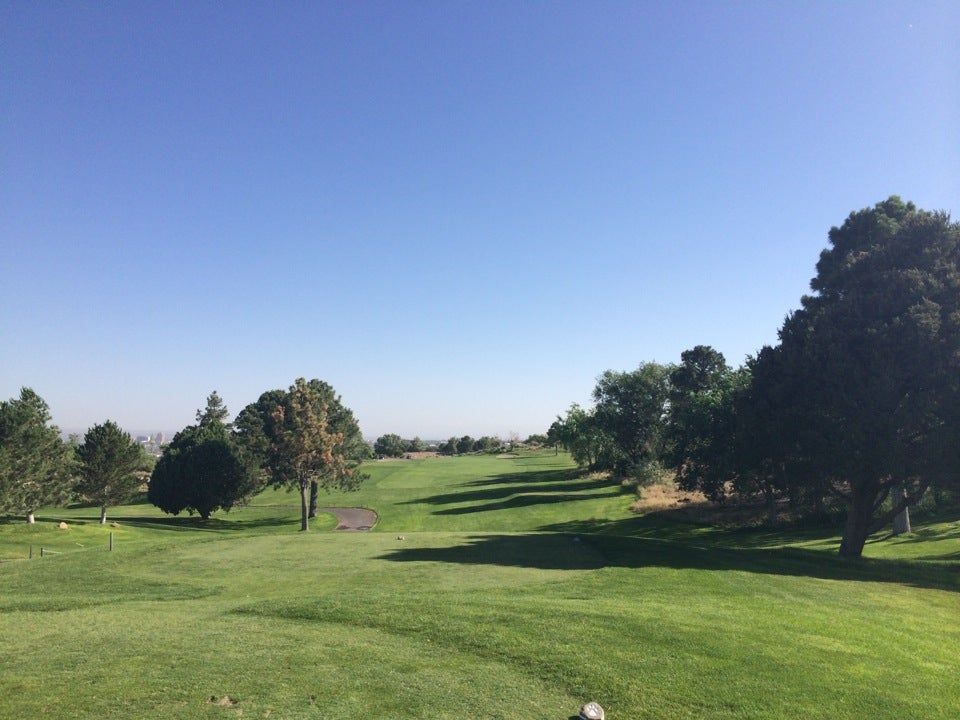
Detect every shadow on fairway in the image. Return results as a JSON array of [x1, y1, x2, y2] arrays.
[[378, 531, 960, 593], [429, 491, 620, 515], [463, 467, 587, 487], [381, 532, 608, 570], [546, 512, 960, 557], [113, 513, 296, 533], [876, 524, 960, 545], [403, 470, 620, 515]]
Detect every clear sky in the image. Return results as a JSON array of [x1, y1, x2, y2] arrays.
[[2, 1, 957, 440]]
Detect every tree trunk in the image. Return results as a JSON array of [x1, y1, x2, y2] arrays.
[[27, 512, 35, 524], [299, 480, 310, 531], [308, 479, 319, 519], [765, 485, 778, 527], [813, 491, 825, 521], [891, 481, 911, 535], [100, 505, 108, 525], [839, 484, 876, 557]]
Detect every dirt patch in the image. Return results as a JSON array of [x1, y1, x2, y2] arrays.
[[496, 453, 518, 459], [317, 507, 378, 531]]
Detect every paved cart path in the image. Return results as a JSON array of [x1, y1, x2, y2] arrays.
[[317, 507, 378, 531]]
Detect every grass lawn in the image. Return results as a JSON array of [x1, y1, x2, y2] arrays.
[[1, 451, 958, 719]]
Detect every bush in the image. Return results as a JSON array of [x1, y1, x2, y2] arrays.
[[623, 459, 666, 493]]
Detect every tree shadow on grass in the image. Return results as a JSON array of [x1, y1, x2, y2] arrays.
[[462, 467, 588, 488], [560, 506, 854, 550], [401, 469, 621, 518], [114, 513, 296, 533], [378, 531, 960, 593], [430, 491, 622, 515], [557, 507, 960, 561], [876, 524, 960, 545]]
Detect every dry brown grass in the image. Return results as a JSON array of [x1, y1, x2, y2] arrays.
[[376, 452, 440, 461], [630, 482, 709, 513], [630, 481, 787, 525]]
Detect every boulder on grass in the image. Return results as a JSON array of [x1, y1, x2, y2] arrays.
[[579, 702, 605, 720], [58, 521, 69, 530]]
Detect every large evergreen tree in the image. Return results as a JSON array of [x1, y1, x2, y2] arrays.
[[75, 420, 145, 524], [666, 349, 751, 505], [753, 197, 960, 556], [196, 390, 230, 426], [0, 388, 73, 523], [148, 393, 257, 520], [665, 346, 732, 490]]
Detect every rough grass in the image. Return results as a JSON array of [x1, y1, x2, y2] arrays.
[[0, 451, 957, 719]]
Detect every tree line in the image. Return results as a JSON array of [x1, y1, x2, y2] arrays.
[[0, 379, 369, 532], [4, 198, 956, 553], [0, 388, 152, 525], [549, 197, 960, 557], [372, 433, 507, 457]]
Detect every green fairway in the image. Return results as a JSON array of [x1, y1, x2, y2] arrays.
[[1, 452, 958, 719]]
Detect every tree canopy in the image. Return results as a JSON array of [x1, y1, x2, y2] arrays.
[[751, 197, 960, 555], [75, 420, 146, 524], [592, 362, 672, 475], [196, 390, 230, 426], [546, 197, 959, 557], [0, 388, 73, 523], [550, 404, 614, 470], [665, 349, 750, 505], [234, 378, 365, 531], [148, 394, 257, 520], [374, 433, 407, 458]]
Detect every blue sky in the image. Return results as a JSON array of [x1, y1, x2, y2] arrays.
[[2, 1, 957, 440]]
